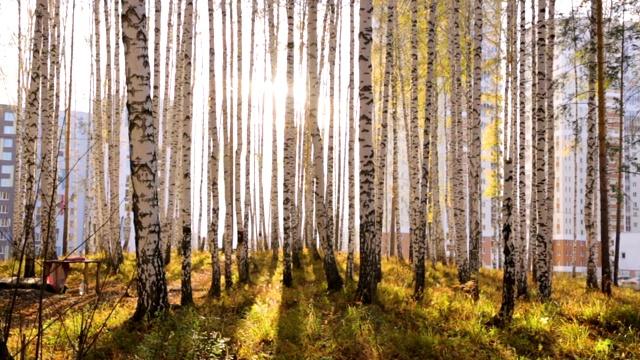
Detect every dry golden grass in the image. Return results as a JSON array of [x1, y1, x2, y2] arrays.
[[1, 251, 639, 359]]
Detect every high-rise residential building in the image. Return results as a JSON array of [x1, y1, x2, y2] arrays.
[[545, 19, 640, 277], [0, 104, 91, 260], [0, 105, 17, 261]]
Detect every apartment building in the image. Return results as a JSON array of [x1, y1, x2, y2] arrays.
[[0, 105, 91, 260], [0, 105, 17, 261]]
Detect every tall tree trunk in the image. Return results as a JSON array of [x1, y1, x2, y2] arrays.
[[467, 0, 483, 299], [245, 0, 259, 259], [595, 0, 612, 296], [41, 0, 57, 261], [268, 0, 281, 260], [585, 0, 599, 290], [282, 0, 295, 288], [355, 0, 378, 304], [408, 0, 422, 274], [516, 0, 529, 298], [122, 0, 169, 321], [326, 0, 339, 255], [544, 0, 556, 295], [179, 0, 194, 306], [529, 0, 539, 286], [63, 0, 77, 256], [494, 0, 516, 325], [22, 0, 47, 277], [222, 0, 234, 290], [613, 6, 627, 286], [346, 0, 356, 280], [207, 0, 222, 298], [534, 0, 551, 302], [376, 0, 394, 283], [235, 0, 250, 284], [12, 0, 25, 261], [451, 0, 468, 283], [160, 0, 175, 265], [307, 0, 343, 290]]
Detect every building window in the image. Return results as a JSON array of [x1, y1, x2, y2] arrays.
[[4, 112, 15, 121], [0, 205, 7, 214], [482, 248, 486, 254], [2, 139, 12, 148], [557, 251, 561, 256], [0, 165, 12, 174], [0, 178, 12, 187], [3, 126, 15, 135], [1, 152, 11, 161], [0, 192, 8, 200], [622, 252, 626, 259], [0, 218, 11, 227]]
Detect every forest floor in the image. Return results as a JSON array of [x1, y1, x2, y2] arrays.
[[1, 250, 640, 359]]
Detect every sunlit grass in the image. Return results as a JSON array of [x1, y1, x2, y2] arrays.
[[2, 251, 640, 359]]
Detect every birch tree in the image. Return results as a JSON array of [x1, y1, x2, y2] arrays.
[[346, 0, 356, 280], [282, 0, 295, 287], [307, 0, 343, 290], [467, 0, 483, 299], [516, 0, 529, 298], [585, 0, 599, 290], [22, 0, 47, 277], [355, 0, 378, 304], [595, 0, 612, 296], [179, 0, 194, 306], [122, 0, 169, 321], [208, 0, 222, 298]]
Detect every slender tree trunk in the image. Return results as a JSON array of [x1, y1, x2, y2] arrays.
[[160, 0, 175, 265], [244, 0, 259, 260], [585, 1, 599, 290], [613, 7, 626, 286], [22, 0, 47, 277], [179, 0, 194, 306], [207, 0, 222, 298], [122, 0, 169, 321], [306, 0, 343, 290], [12, 0, 25, 261], [268, 0, 281, 260], [451, 0, 468, 283], [282, 0, 295, 288], [595, 0, 612, 296], [494, 0, 516, 325], [41, 0, 57, 261], [355, 0, 378, 304], [62, 0, 77, 256], [534, 0, 552, 302], [467, 0, 483, 299], [408, 0, 421, 273], [346, 0, 356, 280], [515, 0, 529, 298], [222, 0, 234, 291], [529, 0, 539, 286], [235, 0, 250, 284], [544, 0, 556, 295], [377, 0, 394, 282], [325, 0, 337, 254]]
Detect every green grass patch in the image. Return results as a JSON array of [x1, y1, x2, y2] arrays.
[[2, 252, 640, 359]]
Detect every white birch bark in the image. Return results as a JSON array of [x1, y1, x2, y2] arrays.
[[207, 0, 222, 297], [355, 0, 378, 304], [179, 0, 194, 306], [122, 0, 169, 321]]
